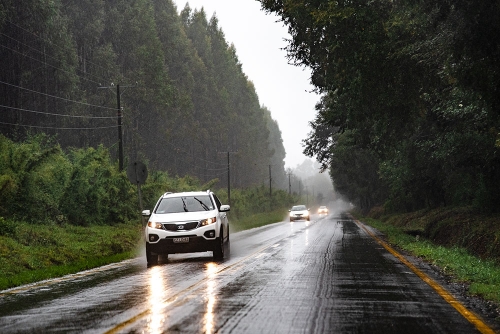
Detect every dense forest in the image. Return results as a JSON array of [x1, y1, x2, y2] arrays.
[[0, 0, 288, 190], [259, 0, 500, 213]]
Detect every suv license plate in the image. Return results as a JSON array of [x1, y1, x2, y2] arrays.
[[173, 237, 189, 243]]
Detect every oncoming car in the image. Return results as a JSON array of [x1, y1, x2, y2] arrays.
[[142, 190, 230, 265], [289, 205, 310, 222], [318, 206, 329, 215]]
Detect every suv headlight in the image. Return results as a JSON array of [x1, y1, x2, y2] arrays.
[[200, 217, 217, 226], [147, 221, 163, 229]]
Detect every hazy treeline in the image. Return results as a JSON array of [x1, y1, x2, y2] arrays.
[[0, 0, 288, 189], [260, 0, 500, 212]]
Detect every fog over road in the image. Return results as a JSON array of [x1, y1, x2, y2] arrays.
[[0, 211, 496, 333]]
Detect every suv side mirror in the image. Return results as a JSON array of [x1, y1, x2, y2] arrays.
[[142, 210, 151, 216], [220, 205, 230, 212]]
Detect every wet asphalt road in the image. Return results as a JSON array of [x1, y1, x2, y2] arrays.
[[0, 211, 496, 333]]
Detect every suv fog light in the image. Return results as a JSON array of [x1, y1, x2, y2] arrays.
[[149, 234, 159, 242], [204, 230, 215, 238]]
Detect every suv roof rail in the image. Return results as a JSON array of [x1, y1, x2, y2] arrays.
[[206, 189, 211, 193], [163, 192, 173, 196]]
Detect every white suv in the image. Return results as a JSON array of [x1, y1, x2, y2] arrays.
[[142, 190, 230, 265]]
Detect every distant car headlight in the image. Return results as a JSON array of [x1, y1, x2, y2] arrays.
[[147, 221, 163, 229], [200, 217, 217, 226]]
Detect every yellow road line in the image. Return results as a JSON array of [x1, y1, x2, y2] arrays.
[[354, 219, 496, 334]]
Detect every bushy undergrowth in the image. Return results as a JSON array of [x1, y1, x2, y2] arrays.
[[368, 206, 500, 262], [0, 134, 135, 225]]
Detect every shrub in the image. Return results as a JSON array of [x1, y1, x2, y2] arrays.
[[60, 145, 136, 225]]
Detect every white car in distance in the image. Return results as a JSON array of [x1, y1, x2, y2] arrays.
[[289, 204, 310, 222]]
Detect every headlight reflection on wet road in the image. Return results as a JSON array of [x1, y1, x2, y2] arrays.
[[203, 262, 218, 334], [147, 266, 167, 334]]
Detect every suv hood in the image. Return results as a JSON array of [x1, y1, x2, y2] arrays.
[[151, 211, 217, 222]]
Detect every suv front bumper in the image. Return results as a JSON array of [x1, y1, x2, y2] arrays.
[[146, 235, 218, 255], [145, 224, 219, 255]]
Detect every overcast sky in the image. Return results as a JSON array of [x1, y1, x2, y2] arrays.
[[174, 0, 320, 169]]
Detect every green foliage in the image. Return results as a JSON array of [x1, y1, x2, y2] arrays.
[[0, 217, 15, 237], [0, 134, 70, 222], [61, 145, 135, 225], [264, 0, 500, 213], [328, 130, 386, 213]]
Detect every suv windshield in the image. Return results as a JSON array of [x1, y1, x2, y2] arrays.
[[292, 205, 307, 211], [155, 195, 214, 213]]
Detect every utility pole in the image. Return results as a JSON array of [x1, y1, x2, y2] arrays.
[[218, 151, 237, 206], [269, 165, 272, 198], [269, 165, 272, 211], [227, 152, 230, 205], [98, 83, 136, 172], [116, 84, 123, 171], [287, 171, 292, 195]]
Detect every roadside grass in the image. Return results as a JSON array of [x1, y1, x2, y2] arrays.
[[230, 209, 287, 232], [359, 216, 500, 304], [0, 222, 143, 291]]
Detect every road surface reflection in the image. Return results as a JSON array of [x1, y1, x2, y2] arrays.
[[147, 266, 167, 333], [203, 262, 218, 334]]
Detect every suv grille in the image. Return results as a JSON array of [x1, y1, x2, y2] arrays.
[[162, 221, 199, 231]]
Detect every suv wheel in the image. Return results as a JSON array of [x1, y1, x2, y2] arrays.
[[213, 228, 224, 260], [225, 229, 230, 257], [146, 244, 158, 265]]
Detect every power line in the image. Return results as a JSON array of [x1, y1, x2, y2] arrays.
[[0, 104, 118, 119], [0, 80, 116, 111], [0, 121, 118, 130]]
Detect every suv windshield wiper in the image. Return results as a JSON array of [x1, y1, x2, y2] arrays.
[[193, 197, 209, 211], [181, 197, 188, 212]]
